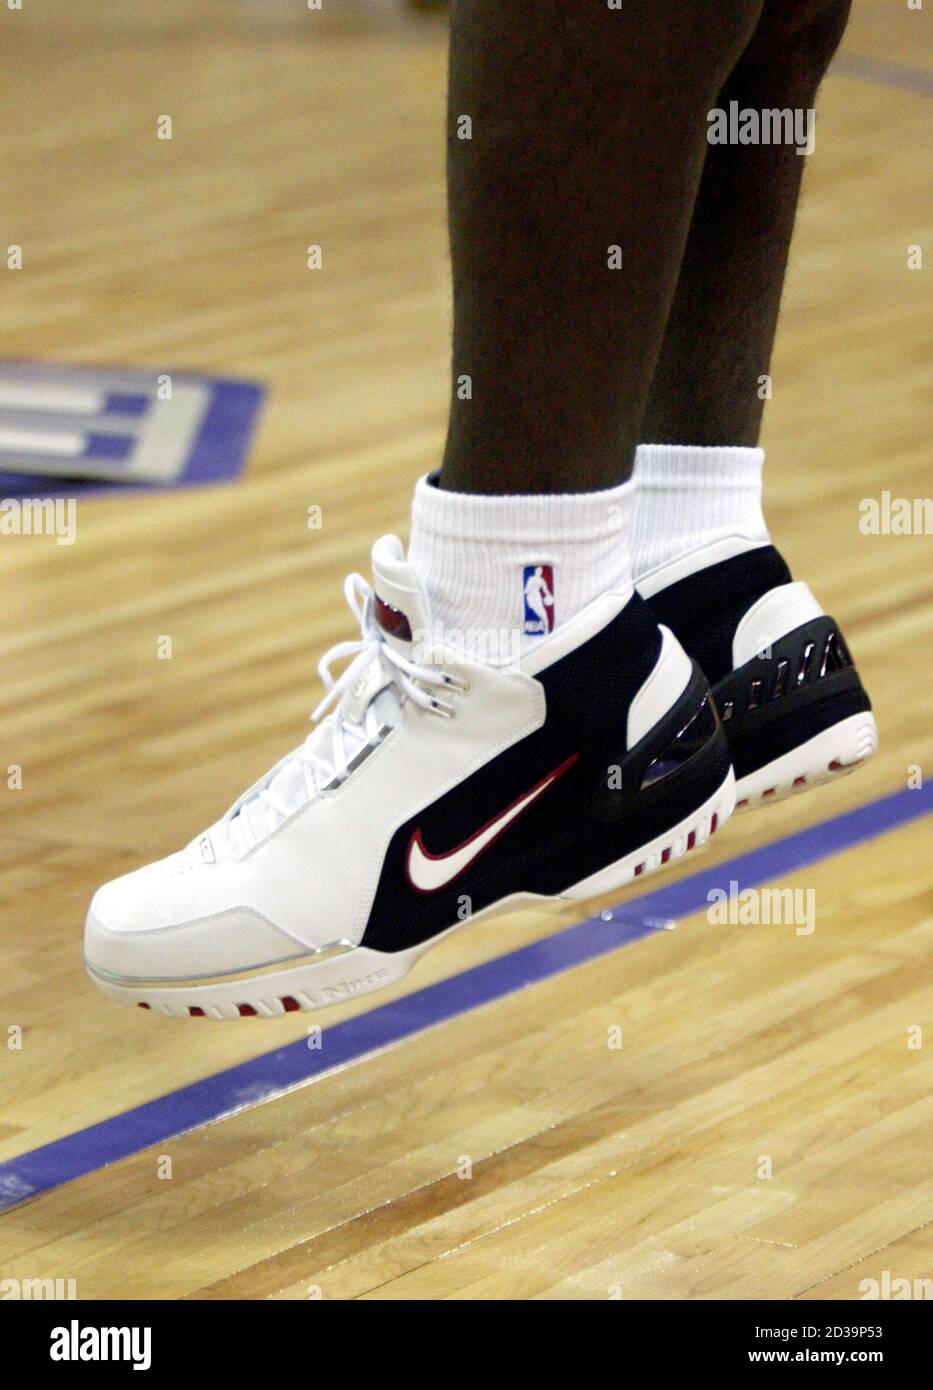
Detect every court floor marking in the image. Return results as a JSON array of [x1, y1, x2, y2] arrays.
[[0, 783, 930, 1213], [833, 53, 933, 97]]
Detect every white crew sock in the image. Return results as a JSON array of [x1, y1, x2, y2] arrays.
[[632, 444, 770, 590], [407, 473, 635, 655]]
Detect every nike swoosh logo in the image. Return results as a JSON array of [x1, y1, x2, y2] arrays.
[[405, 753, 579, 894]]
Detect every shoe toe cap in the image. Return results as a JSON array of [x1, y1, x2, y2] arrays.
[[84, 858, 306, 983]]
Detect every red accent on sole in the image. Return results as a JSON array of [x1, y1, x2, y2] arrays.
[[793, 775, 807, 787], [189, 1007, 205, 1017], [281, 996, 300, 1013], [137, 1002, 150, 1010], [634, 862, 645, 877], [686, 830, 697, 852], [762, 788, 775, 798], [710, 813, 719, 834], [661, 847, 672, 865], [237, 1003, 257, 1017]]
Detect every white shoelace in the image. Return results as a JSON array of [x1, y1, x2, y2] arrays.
[[227, 573, 463, 854]]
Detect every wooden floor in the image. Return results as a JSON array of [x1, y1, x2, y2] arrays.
[[0, 0, 930, 1299]]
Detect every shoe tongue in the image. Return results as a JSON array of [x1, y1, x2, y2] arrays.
[[370, 534, 433, 659]]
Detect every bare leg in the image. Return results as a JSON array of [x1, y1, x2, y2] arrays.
[[641, 0, 853, 446], [440, 0, 765, 495]]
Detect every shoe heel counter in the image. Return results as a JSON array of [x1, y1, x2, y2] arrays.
[[714, 613, 872, 778], [589, 655, 730, 823], [732, 582, 823, 667], [637, 677, 725, 793]]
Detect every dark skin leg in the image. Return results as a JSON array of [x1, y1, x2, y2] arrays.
[[439, 0, 765, 495], [641, 0, 853, 446]]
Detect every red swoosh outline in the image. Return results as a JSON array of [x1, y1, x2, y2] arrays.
[[404, 752, 580, 895]]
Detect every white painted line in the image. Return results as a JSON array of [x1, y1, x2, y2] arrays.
[[0, 427, 86, 456], [0, 382, 105, 415]]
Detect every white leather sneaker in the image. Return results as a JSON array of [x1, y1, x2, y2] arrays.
[[85, 535, 735, 1018]]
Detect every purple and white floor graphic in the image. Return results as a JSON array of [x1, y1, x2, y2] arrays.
[[0, 361, 264, 497]]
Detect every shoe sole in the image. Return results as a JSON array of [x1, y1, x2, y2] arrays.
[[734, 711, 878, 811], [85, 768, 736, 1020]]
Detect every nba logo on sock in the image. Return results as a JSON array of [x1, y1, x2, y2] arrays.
[[522, 565, 555, 637]]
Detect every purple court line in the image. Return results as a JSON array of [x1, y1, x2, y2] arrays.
[[832, 53, 933, 97], [0, 782, 930, 1213]]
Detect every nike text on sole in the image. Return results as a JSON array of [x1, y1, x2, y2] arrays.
[[85, 769, 735, 1019]]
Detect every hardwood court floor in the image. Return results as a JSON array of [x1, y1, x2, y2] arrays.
[[0, 0, 930, 1298]]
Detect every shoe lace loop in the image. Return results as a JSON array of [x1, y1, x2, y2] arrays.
[[310, 572, 453, 725], [230, 573, 463, 850]]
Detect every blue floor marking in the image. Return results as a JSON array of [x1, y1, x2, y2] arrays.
[[1, 782, 930, 1213], [0, 363, 264, 498], [832, 54, 933, 97]]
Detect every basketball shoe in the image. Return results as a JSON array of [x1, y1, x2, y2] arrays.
[[638, 542, 877, 810], [632, 443, 877, 809], [85, 535, 735, 1018]]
